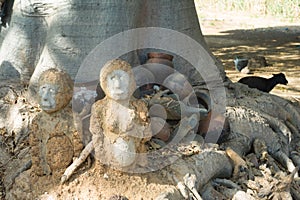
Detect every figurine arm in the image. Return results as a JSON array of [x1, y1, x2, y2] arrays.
[[89, 103, 103, 136], [72, 103, 92, 157], [62, 104, 98, 184], [89, 103, 104, 160]]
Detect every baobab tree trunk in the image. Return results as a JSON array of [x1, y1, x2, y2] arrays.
[[0, 0, 225, 85], [1, 0, 227, 140]]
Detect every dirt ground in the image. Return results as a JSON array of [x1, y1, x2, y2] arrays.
[[40, 13, 300, 199], [1, 9, 300, 200], [199, 9, 300, 99]]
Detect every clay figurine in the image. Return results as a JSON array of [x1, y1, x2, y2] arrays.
[[61, 59, 152, 183], [29, 68, 83, 176], [90, 59, 152, 168]]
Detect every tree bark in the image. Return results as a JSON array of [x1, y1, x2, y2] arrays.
[[0, 0, 225, 86]]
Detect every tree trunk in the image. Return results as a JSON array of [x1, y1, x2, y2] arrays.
[[1, 0, 227, 142], [0, 0, 225, 85]]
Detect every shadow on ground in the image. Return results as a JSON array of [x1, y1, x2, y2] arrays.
[[204, 25, 300, 97]]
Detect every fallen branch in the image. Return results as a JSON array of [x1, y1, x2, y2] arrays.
[[61, 141, 94, 184]]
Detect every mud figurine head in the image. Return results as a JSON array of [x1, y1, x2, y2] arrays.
[[38, 68, 73, 113], [100, 59, 136, 101]]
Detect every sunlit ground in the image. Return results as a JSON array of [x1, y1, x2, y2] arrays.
[[196, 7, 300, 98]]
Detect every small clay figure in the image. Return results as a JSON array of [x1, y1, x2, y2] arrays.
[[90, 59, 152, 168], [29, 68, 83, 176], [62, 60, 163, 182], [61, 60, 202, 183]]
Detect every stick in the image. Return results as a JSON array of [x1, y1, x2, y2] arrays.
[[61, 141, 94, 184]]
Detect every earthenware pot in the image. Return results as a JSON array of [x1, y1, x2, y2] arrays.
[[146, 52, 174, 67], [144, 52, 175, 84], [163, 72, 193, 101], [194, 91, 212, 134]]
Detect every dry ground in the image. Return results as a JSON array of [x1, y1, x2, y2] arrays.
[[36, 13, 300, 200], [199, 9, 300, 98], [1, 9, 300, 200]]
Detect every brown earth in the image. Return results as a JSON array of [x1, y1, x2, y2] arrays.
[[37, 13, 300, 199], [199, 9, 300, 99], [1, 10, 300, 200]]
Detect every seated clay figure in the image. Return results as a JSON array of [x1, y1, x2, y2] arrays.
[[29, 68, 83, 176], [61, 60, 200, 182], [90, 59, 152, 168]]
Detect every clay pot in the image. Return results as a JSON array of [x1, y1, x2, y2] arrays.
[[132, 66, 155, 87], [149, 104, 170, 142], [144, 52, 175, 84], [162, 72, 193, 101], [150, 117, 171, 142], [147, 52, 174, 67], [194, 91, 212, 134]]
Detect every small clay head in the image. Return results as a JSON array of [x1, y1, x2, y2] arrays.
[[38, 68, 74, 113], [100, 59, 136, 101]]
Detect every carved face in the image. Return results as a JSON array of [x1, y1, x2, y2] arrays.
[[100, 59, 136, 101], [38, 83, 58, 112], [37, 68, 73, 113], [106, 70, 130, 100]]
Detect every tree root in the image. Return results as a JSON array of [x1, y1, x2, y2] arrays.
[[160, 149, 232, 199], [225, 105, 299, 176], [291, 177, 300, 200], [285, 120, 300, 138], [291, 151, 300, 169], [28, 82, 300, 199], [260, 112, 292, 144], [229, 83, 300, 138], [225, 147, 248, 179], [253, 139, 281, 173], [201, 182, 228, 199], [272, 150, 299, 178], [213, 178, 241, 190], [271, 95, 300, 131]]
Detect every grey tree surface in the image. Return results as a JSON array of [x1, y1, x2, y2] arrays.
[[0, 0, 225, 85]]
